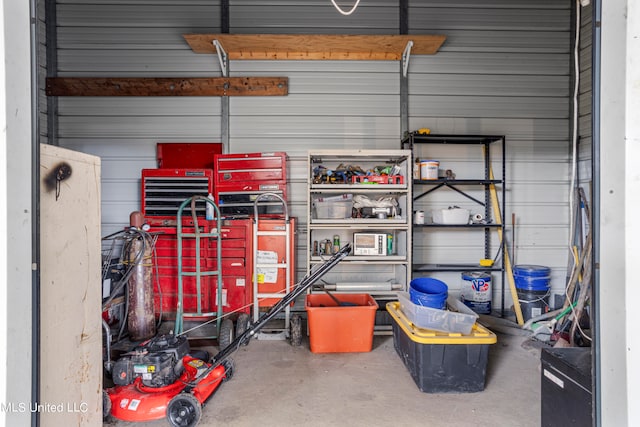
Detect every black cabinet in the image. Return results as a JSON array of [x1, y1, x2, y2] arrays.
[[541, 347, 593, 426]]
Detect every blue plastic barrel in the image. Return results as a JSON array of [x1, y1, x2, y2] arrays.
[[513, 265, 551, 321], [409, 278, 448, 310]]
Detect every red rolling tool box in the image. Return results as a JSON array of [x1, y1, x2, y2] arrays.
[[140, 168, 254, 319], [141, 168, 216, 316], [150, 221, 214, 315], [146, 218, 254, 319], [213, 152, 288, 217], [211, 219, 253, 316]]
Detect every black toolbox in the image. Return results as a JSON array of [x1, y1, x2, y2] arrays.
[[541, 347, 592, 426]]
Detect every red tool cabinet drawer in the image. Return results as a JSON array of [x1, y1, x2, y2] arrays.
[[211, 276, 250, 315], [154, 276, 212, 314], [220, 226, 246, 240], [214, 152, 287, 182]]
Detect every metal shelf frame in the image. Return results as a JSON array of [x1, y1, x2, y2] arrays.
[[401, 133, 507, 316]]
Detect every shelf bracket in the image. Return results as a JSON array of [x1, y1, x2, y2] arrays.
[[401, 40, 413, 77], [213, 39, 228, 77]]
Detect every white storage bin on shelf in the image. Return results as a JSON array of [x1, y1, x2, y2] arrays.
[[313, 194, 353, 219], [432, 207, 470, 225]]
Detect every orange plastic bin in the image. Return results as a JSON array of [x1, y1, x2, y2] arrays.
[[305, 293, 378, 353]]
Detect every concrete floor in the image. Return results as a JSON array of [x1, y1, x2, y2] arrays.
[[106, 320, 542, 427]]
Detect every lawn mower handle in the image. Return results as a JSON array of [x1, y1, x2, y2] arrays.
[[184, 243, 352, 390]]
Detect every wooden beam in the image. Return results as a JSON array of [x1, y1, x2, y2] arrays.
[[183, 34, 446, 60], [45, 77, 288, 96]]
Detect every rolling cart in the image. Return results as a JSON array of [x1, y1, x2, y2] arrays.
[[251, 192, 300, 342], [174, 196, 233, 341]]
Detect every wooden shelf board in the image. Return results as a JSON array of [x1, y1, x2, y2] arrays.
[[46, 77, 288, 96], [183, 34, 446, 60]]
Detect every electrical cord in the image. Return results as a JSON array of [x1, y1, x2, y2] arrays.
[[331, 0, 360, 15]]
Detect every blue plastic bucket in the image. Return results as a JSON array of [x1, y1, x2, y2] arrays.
[[513, 265, 551, 321], [513, 265, 551, 291], [409, 278, 448, 310]]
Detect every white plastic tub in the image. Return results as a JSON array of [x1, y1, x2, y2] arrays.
[[314, 194, 353, 219], [397, 291, 478, 334], [432, 208, 470, 225]]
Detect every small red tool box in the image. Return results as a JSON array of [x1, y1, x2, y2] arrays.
[[213, 152, 288, 217], [351, 175, 405, 184]]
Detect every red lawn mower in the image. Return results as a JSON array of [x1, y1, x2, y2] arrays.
[[104, 244, 351, 427]]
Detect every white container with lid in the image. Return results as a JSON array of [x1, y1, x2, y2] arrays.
[[420, 160, 439, 180]]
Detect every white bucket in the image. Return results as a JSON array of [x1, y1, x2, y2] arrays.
[[413, 210, 425, 225], [460, 272, 492, 314], [420, 160, 439, 180]]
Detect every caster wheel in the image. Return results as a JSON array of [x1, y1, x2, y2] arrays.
[[166, 393, 202, 427], [218, 318, 234, 350], [290, 314, 303, 347], [102, 390, 111, 421], [235, 313, 251, 345]]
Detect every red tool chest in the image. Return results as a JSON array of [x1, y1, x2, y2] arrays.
[[141, 168, 214, 219], [151, 222, 214, 315], [147, 218, 254, 319], [213, 152, 288, 216]]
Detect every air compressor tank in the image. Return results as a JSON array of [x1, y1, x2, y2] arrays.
[[127, 211, 156, 341]]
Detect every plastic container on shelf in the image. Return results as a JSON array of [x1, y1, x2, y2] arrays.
[[432, 207, 470, 225], [313, 194, 353, 219], [420, 160, 439, 180], [397, 292, 478, 335]]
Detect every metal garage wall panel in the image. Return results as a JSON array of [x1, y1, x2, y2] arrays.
[[57, 50, 220, 73], [409, 8, 569, 32], [57, 27, 219, 49], [58, 116, 221, 138], [57, 4, 218, 27], [410, 74, 569, 97], [230, 0, 398, 33], [409, 95, 568, 118], [230, 116, 400, 139], [231, 94, 398, 116], [58, 98, 222, 116], [427, 30, 569, 53], [410, 52, 569, 75]]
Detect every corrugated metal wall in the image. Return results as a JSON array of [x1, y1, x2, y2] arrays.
[[578, 3, 593, 232], [52, 0, 572, 310]]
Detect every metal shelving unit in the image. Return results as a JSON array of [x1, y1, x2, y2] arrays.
[[306, 149, 412, 331], [401, 133, 507, 315]]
